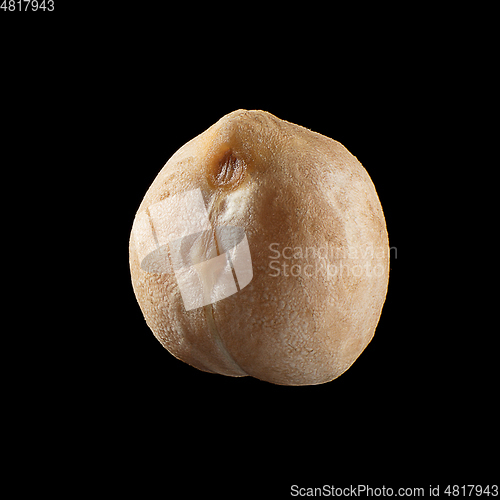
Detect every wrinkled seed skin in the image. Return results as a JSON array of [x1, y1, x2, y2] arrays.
[[129, 110, 389, 385]]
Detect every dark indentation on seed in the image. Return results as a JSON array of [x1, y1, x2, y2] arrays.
[[211, 150, 246, 188]]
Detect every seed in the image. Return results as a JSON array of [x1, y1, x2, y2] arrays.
[[129, 110, 389, 385]]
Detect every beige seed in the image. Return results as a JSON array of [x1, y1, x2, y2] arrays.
[[129, 109, 389, 385]]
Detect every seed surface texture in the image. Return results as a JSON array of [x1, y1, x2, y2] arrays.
[[129, 109, 389, 385]]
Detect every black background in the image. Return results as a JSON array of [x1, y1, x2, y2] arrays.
[[2, 5, 495, 497]]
